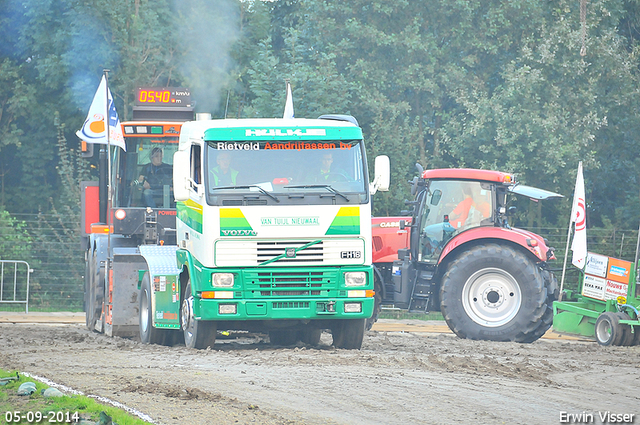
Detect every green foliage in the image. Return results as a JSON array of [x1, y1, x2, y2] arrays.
[[0, 210, 36, 263], [2, 0, 640, 229]]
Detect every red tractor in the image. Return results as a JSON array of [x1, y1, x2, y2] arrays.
[[370, 167, 563, 342]]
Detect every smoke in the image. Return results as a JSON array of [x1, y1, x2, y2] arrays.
[[173, 0, 241, 114]]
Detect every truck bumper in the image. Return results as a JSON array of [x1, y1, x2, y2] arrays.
[[196, 296, 374, 321], [190, 265, 375, 322]]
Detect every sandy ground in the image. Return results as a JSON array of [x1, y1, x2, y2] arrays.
[[0, 319, 638, 425]]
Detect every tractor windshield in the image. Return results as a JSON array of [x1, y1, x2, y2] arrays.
[[417, 180, 494, 263]]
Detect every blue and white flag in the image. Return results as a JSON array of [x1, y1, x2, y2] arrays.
[[76, 76, 126, 151], [283, 81, 294, 120]]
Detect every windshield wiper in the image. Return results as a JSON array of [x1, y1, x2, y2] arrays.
[[285, 184, 350, 201], [210, 185, 280, 202]]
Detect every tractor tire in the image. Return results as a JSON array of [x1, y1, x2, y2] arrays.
[[595, 312, 625, 346], [269, 330, 299, 346], [615, 312, 635, 346], [518, 269, 559, 343], [332, 319, 365, 349], [139, 272, 164, 345], [181, 278, 217, 349], [440, 243, 547, 343], [366, 273, 383, 331]]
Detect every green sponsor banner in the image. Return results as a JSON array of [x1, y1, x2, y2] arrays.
[[205, 126, 363, 141]]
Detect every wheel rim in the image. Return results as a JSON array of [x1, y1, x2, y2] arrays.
[[596, 318, 612, 344], [140, 288, 150, 334], [462, 267, 522, 327], [181, 293, 195, 343]]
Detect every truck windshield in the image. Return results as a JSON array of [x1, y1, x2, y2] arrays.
[[204, 140, 368, 205], [116, 137, 179, 208], [417, 180, 493, 262]]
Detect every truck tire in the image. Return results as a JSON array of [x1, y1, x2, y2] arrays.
[[139, 272, 164, 345], [595, 312, 624, 346], [332, 319, 365, 349], [181, 278, 217, 349], [85, 249, 104, 332], [298, 327, 322, 346], [440, 244, 547, 342], [269, 330, 298, 346], [365, 273, 383, 331]]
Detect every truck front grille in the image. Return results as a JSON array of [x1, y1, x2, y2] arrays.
[[244, 270, 338, 298], [215, 238, 365, 267]]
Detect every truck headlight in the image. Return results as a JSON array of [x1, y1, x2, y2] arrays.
[[212, 273, 234, 287], [344, 271, 366, 287]]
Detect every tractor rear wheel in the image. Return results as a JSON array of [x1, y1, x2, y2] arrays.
[[519, 269, 558, 343], [440, 244, 547, 342]]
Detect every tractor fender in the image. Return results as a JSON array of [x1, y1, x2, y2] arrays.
[[439, 227, 550, 266]]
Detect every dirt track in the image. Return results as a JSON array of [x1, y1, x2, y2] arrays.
[[1, 320, 638, 425]]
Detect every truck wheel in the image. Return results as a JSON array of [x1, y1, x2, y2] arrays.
[[332, 319, 365, 349], [85, 249, 104, 332], [440, 244, 547, 342], [365, 273, 383, 331], [269, 330, 298, 346], [298, 328, 322, 346], [139, 272, 163, 345], [595, 312, 624, 346], [181, 278, 217, 349]]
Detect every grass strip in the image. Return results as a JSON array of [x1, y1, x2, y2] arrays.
[[0, 369, 151, 424]]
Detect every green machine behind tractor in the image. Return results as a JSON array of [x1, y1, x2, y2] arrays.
[[553, 232, 640, 346]]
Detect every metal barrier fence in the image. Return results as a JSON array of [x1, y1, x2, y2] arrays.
[[0, 260, 33, 313]]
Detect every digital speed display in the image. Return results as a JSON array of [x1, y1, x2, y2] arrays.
[[135, 87, 191, 107]]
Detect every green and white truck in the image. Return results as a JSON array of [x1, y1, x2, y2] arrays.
[[138, 115, 390, 349]]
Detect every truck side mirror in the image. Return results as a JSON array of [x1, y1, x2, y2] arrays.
[[370, 155, 390, 194], [173, 149, 190, 202], [399, 219, 406, 230]]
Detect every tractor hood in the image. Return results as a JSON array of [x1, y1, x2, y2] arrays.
[[508, 184, 563, 201]]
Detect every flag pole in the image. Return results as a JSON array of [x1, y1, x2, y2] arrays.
[[104, 69, 113, 309], [558, 219, 573, 302]]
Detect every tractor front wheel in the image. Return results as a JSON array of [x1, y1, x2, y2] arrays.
[[440, 244, 548, 342]]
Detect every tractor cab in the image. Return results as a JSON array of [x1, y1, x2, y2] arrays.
[[407, 168, 563, 264]]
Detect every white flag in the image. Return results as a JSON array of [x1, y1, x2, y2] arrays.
[[283, 81, 294, 120], [76, 76, 126, 151], [570, 162, 587, 269]]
